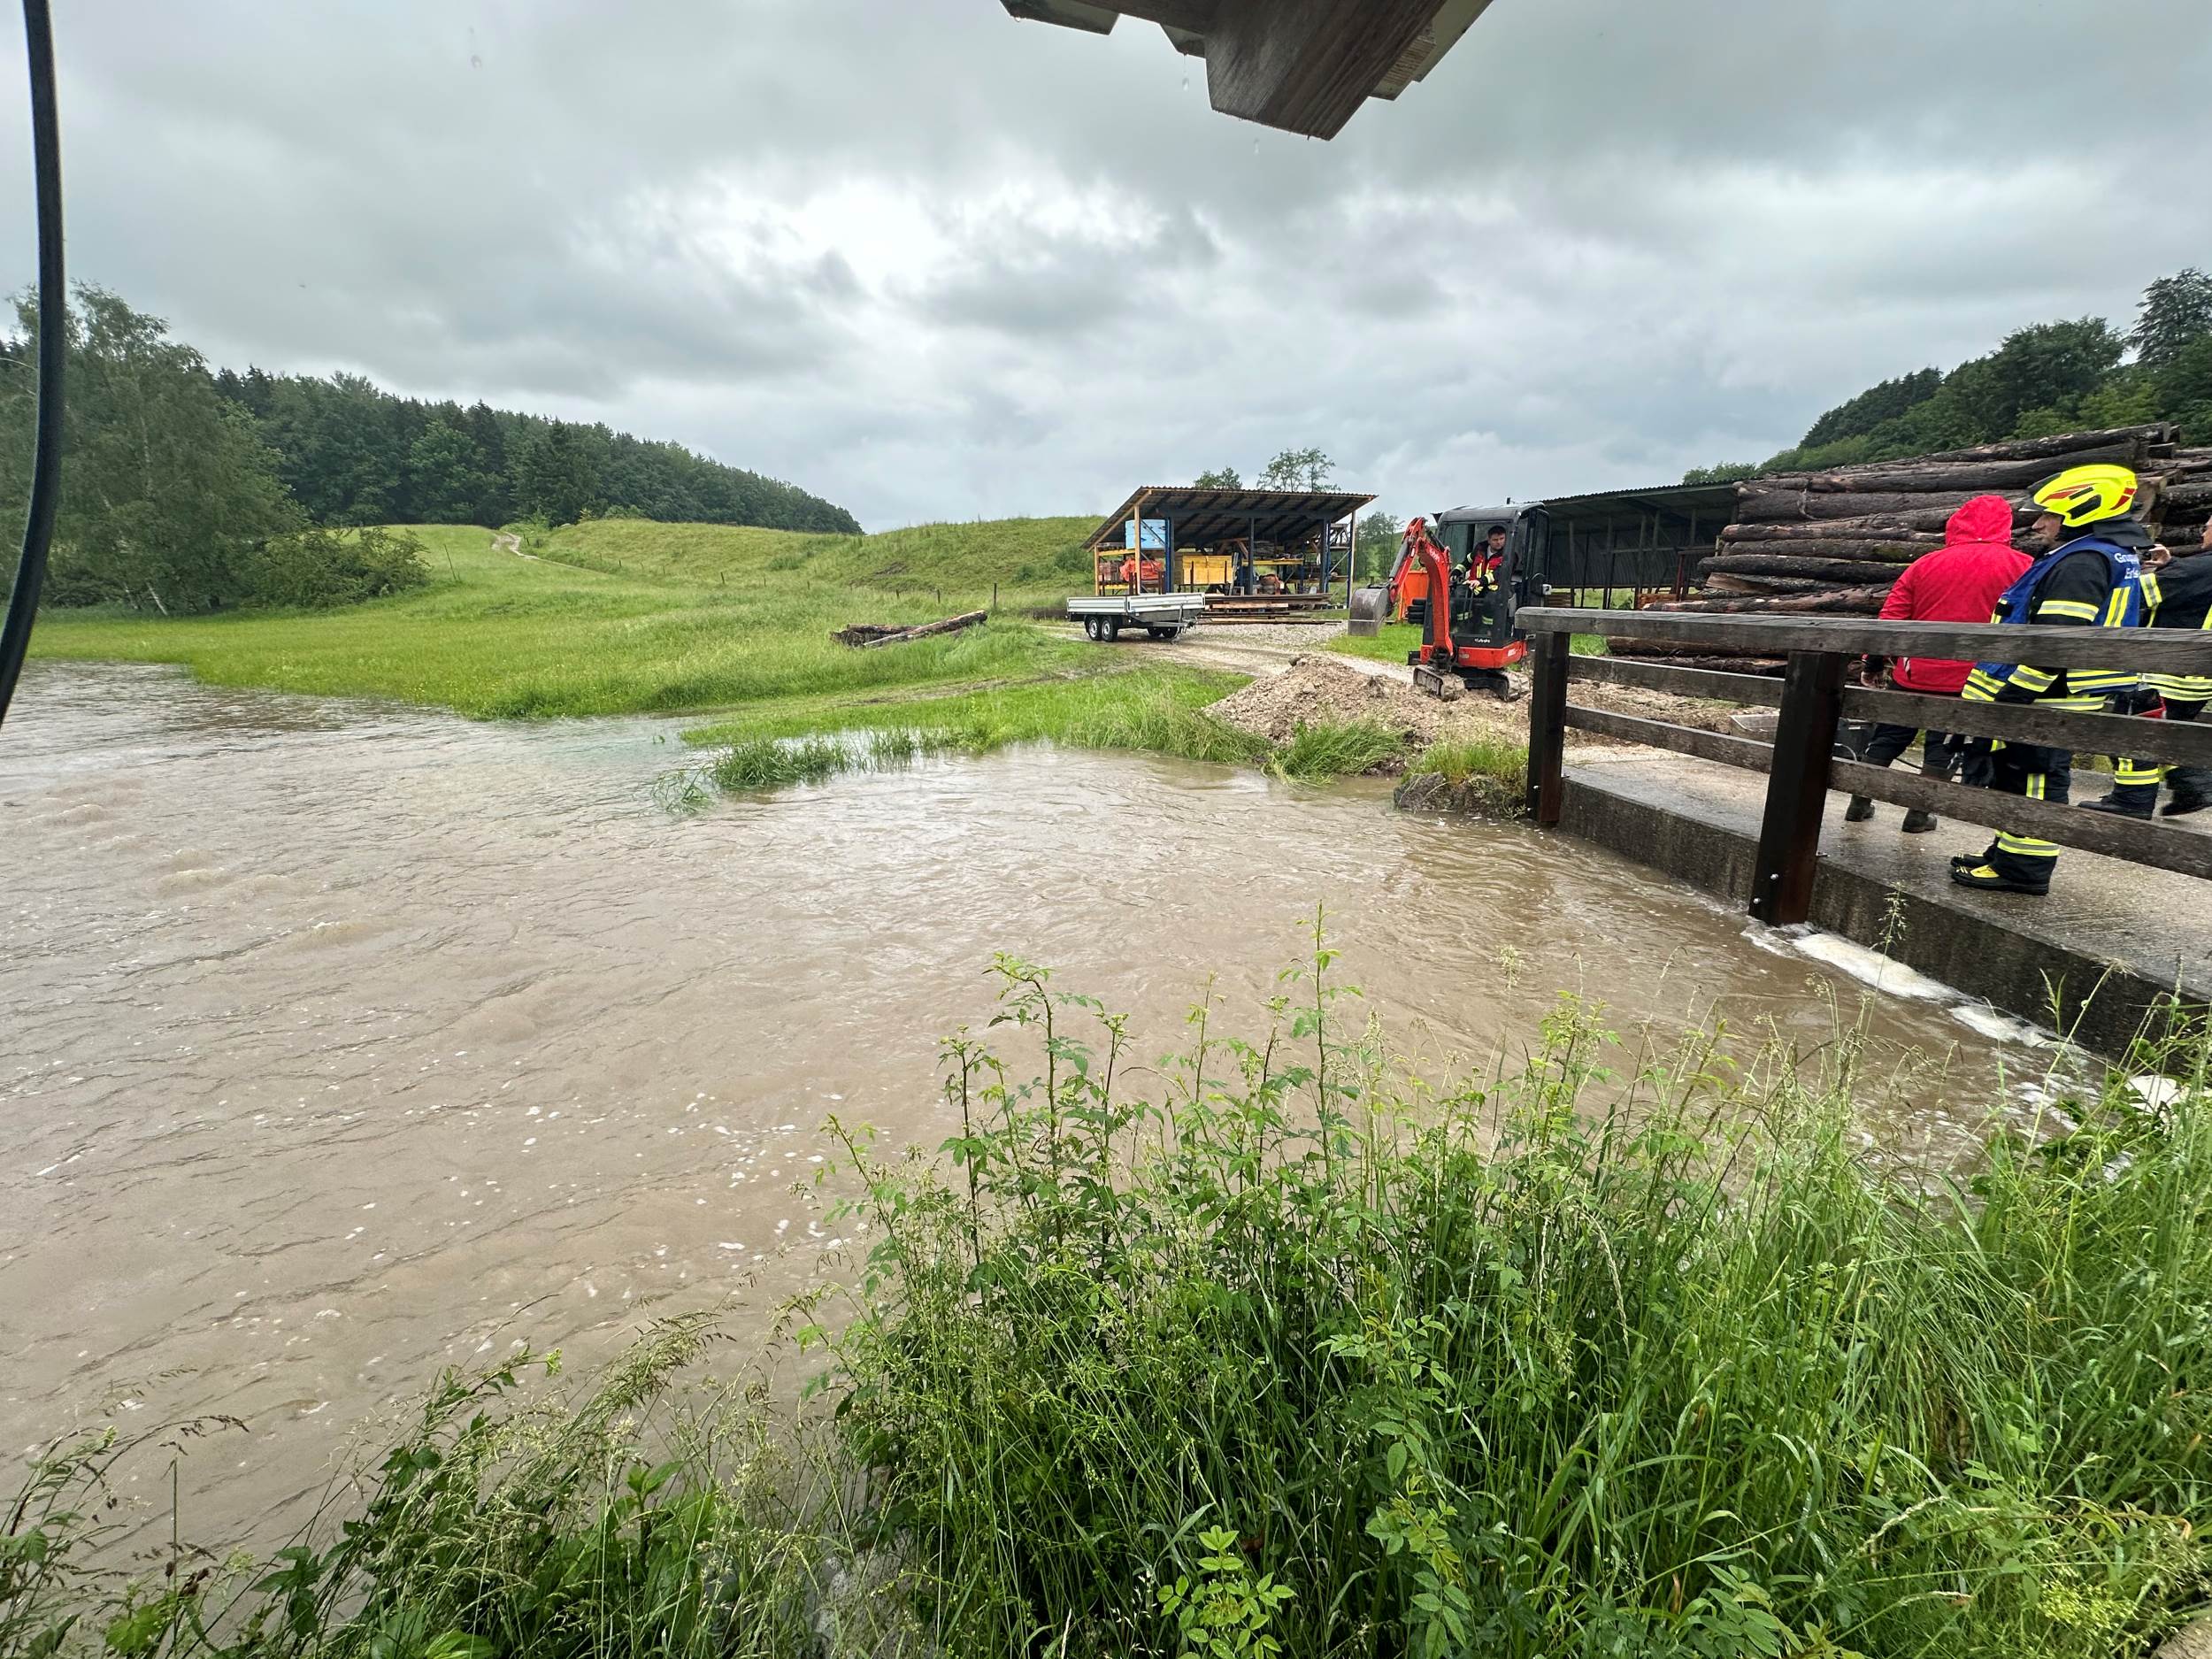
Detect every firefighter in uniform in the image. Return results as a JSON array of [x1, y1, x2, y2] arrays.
[[1951, 464, 2147, 895], [2084, 516, 2212, 818]]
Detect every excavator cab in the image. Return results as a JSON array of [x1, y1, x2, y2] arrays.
[[1405, 504, 1548, 699]]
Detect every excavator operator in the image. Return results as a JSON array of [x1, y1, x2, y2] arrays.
[[1469, 523, 1508, 590], [1454, 522, 1508, 634]]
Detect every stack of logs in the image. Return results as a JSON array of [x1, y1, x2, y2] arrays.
[[1618, 424, 2212, 674]]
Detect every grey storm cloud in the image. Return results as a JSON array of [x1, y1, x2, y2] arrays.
[[0, 0, 2207, 528]]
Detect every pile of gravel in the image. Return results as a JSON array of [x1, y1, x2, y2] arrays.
[[1206, 655, 1463, 745]]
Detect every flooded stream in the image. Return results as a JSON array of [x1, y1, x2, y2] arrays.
[[2, 662, 2045, 1544]]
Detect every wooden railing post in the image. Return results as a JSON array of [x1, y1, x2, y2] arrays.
[[1526, 630, 1569, 826], [1750, 649, 1847, 925]]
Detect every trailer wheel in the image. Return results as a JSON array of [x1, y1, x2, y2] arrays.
[[1105, 620, 1122, 641], [1147, 627, 1171, 640], [1083, 617, 1102, 641]]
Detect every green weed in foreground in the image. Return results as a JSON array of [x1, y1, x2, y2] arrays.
[[818, 958, 2212, 1657], [16, 948, 2212, 1658]]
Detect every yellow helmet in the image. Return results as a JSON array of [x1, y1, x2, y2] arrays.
[[2031, 463, 2139, 528]]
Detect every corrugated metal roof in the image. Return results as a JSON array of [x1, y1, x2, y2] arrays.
[[1444, 480, 1740, 524], [999, 1, 1490, 138], [1087, 486, 1376, 550]]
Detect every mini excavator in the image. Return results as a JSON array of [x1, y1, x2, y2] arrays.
[[1395, 509, 1544, 700]]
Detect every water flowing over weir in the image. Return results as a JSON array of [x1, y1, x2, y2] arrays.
[[3, 662, 2043, 1545]]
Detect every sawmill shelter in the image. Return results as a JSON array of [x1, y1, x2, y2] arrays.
[[999, 1, 1494, 138], [1087, 487, 1375, 601], [1512, 480, 1740, 603]]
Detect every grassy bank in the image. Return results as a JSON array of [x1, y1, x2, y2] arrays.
[[1395, 733, 1531, 816], [13, 956, 2211, 1659], [27, 519, 1419, 783], [27, 521, 1099, 720]]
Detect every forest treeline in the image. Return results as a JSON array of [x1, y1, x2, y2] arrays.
[[211, 366, 859, 535], [0, 286, 859, 611], [1686, 265, 2212, 482]]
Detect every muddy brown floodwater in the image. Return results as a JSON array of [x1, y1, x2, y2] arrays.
[[3, 662, 2047, 1548]]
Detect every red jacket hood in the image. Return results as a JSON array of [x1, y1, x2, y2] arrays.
[[1946, 494, 2016, 547]]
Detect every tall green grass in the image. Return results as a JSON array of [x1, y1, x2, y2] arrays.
[[820, 952, 2212, 1658], [15, 949, 2209, 1657], [1269, 718, 1407, 781], [1405, 732, 1526, 790]]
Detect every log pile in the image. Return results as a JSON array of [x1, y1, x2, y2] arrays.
[[1619, 424, 2211, 672]]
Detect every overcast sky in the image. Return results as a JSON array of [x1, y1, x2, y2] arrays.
[[2, 1, 2207, 528]]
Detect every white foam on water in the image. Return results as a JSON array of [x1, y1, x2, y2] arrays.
[[1787, 930, 1954, 1002], [1747, 923, 2056, 1050], [1952, 1004, 2056, 1048]]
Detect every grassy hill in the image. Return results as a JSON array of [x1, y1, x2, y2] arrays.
[[27, 517, 1248, 736], [527, 515, 1100, 603]]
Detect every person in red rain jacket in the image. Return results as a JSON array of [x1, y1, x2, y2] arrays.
[[1845, 495, 2032, 832]]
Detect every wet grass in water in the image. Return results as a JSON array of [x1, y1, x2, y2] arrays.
[[688, 682, 1420, 795], [686, 668, 1268, 794], [12, 941, 2212, 1658], [1268, 718, 1408, 781], [709, 736, 851, 790]]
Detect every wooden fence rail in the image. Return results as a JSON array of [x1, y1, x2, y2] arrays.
[[1520, 607, 2212, 922]]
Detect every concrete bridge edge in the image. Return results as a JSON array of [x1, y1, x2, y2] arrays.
[[1557, 775, 2200, 1061]]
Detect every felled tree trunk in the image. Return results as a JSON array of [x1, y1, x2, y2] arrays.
[[1717, 521, 1944, 551], [1910, 423, 2175, 466], [1760, 442, 2146, 496], [1700, 554, 1909, 584], [1650, 588, 1890, 616], [833, 611, 989, 649], [1734, 488, 1970, 526]]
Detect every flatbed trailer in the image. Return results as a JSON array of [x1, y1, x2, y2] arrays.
[[1066, 592, 1206, 641]]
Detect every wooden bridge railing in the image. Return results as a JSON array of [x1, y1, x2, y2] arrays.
[[1517, 607, 2212, 925]]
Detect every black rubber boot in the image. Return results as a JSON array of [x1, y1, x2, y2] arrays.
[[1950, 862, 2049, 896], [1901, 809, 1939, 833], [1845, 795, 1875, 823], [2082, 791, 2154, 820], [2162, 764, 2211, 817]]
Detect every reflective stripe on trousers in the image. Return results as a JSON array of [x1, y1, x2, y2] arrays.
[[2111, 696, 2208, 804], [1978, 741, 2071, 885]]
